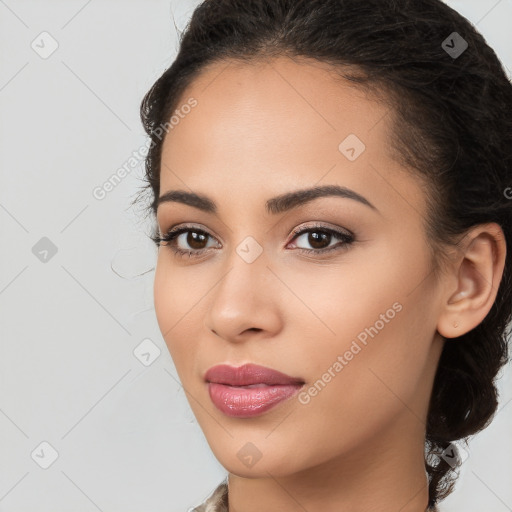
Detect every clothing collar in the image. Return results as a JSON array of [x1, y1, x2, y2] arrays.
[[192, 480, 228, 512], [192, 479, 439, 512]]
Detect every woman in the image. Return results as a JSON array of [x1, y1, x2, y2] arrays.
[[138, 0, 512, 510]]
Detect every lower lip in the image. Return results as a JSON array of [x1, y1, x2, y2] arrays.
[[207, 382, 303, 418]]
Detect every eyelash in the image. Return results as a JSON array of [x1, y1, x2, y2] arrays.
[[153, 223, 355, 259]]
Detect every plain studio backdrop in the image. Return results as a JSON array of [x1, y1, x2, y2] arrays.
[[0, 1, 511, 511]]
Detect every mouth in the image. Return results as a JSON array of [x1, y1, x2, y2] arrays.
[[204, 362, 305, 386], [225, 383, 274, 388], [204, 363, 305, 418]]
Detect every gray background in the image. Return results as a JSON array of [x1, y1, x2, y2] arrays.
[[0, 1, 511, 511]]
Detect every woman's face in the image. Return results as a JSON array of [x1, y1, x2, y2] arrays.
[[154, 56, 446, 479]]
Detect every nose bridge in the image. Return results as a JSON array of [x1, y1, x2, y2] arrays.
[[204, 237, 282, 339], [214, 237, 271, 308]]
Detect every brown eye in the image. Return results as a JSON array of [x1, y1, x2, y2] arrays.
[[305, 231, 332, 250], [289, 225, 355, 255], [186, 230, 209, 250], [155, 226, 221, 258]]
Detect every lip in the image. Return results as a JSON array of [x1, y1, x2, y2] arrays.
[[205, 363, 305, 418], [205, 363, 305, 386]]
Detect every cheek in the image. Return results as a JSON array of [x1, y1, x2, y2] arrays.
[[291, 246, 436, 412], [279, 306, 433, 472], [153, 258, 201, 367], [153, 255, 203, 334], [153, 260, 177, 338], [304, 306, 413, 399]]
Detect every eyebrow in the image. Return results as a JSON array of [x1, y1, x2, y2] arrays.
[[157, 184, 378, 215]]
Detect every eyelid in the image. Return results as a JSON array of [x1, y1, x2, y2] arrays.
[[160, 223, 221, 242], [156, 221, 355, 258], [287, 221, 353, 243], [159, 221, 352, 244]]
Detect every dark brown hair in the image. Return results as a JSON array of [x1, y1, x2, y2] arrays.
[[138, 0, 512, 507]]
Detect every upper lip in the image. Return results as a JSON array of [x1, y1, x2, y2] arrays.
[[205, 363, 305, 386]]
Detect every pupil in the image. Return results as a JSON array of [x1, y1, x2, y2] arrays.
[[309, 231, 330, 249], [188, 231, 207, 249]]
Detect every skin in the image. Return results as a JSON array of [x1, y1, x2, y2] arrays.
[[153, 55, 506, 512]]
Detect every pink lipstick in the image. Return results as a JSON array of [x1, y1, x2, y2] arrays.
[[204, 363, 305, 418]]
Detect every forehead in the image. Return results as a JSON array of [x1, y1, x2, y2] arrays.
[[163, 55, 388, 155], [158, 55, 426, 222]]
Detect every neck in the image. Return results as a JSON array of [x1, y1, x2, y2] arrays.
[[227, 410, 431, 512]]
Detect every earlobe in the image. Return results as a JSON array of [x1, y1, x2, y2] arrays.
[[436, 223, 506, 339]]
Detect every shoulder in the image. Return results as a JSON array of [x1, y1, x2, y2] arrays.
[[189, 480, 229, 512]]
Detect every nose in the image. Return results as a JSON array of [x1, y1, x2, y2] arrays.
[[203, 249, 284, 344]]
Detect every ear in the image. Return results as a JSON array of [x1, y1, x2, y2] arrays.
[[437, 223, 507, 339]]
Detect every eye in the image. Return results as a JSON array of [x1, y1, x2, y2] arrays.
[[152, 225, 220, 259], [287, 223, 355, 255], [153, 222, 356, 259]]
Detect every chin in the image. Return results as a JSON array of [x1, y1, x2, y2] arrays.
[[210, 442, 302, 478]]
